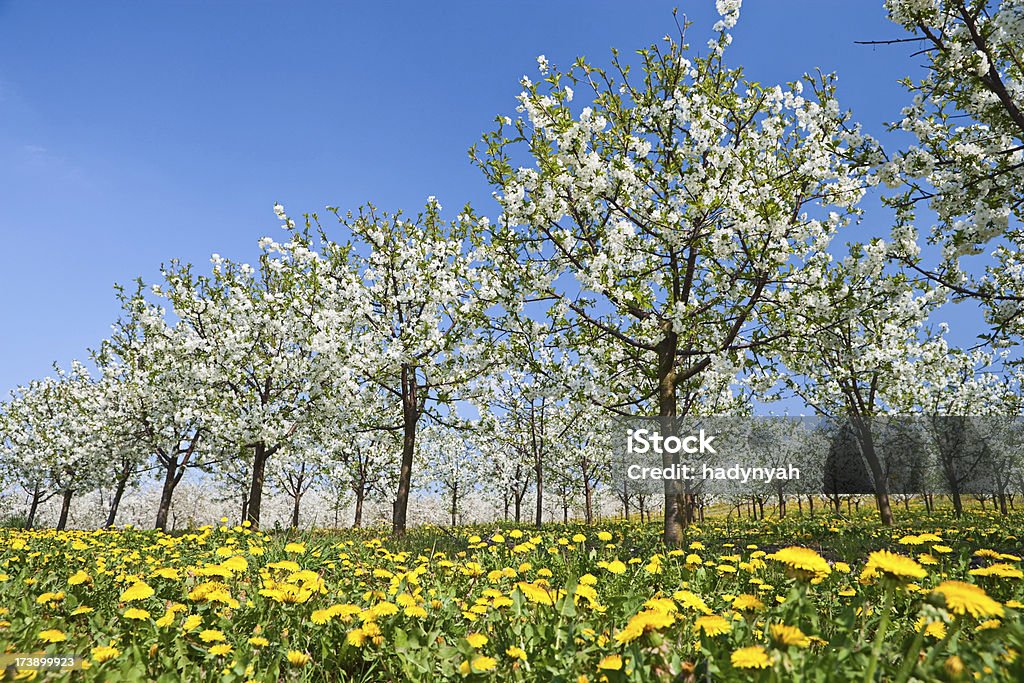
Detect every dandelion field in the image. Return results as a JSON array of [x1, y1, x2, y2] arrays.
[[1, 510, 1022, 682]]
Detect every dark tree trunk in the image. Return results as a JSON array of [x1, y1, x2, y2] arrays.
[[393, 364, 419, 535], [353, 486, 365, 528], [658, 328, 684, 546], [534, 461, 543, 527], [246, 441, 270, 529], [583, 474, 594, 525], [291, 491, 303, 529], [852, 416, 894, 525], [951, 489, 964, 516], [105, 462, 133, 529], [56, 489, 74, 531], [155, 460, 179, 531], [450, 481, 459, 527], [26, 484, 42, 530]]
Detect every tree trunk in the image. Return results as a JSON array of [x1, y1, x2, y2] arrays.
[[951, 489, 964, 517], [534, 461, 543, 527], [392, 364, 418, 535], [353, 486, 365, 528], [56, 489, 74, 531], [852, 416, 894, 525], [240, 492, 249, 523], [26, 484, 42, 530], [105, 462, 132, 529], [583, 474, 594, 525], [290, 491, 303, 529], [246, 442, 270, 529], [155, 460, 180, 531], [657, 328, 684, 546], [450, 481, 459, 527]]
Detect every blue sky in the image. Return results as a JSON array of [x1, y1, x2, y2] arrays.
[[0, 1, 966, 392]]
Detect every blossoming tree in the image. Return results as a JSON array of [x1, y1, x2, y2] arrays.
[[473, 5, 871, 543]]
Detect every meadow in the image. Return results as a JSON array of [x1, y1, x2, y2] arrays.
[[0, 509, 1021, 681]]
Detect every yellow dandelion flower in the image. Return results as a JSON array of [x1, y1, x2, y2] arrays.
[[932, 581, 1004, 619], [470, 656, 497, 672], [731, 594, 765, 611], [604, 560, 626, 575], [119, 581, 155, 602], [347, 628, 366, 647], [209, 644, 232, 656], [38, 629, 67, 643], [673, 589, 712, 614], [860, 550, 927, 582], [506, 646, 527, 661], [35, 591, 65, 605], [91, 645, 120, 663], [969, 563, 1023, 579], [767, 547, 831, 579], [466, 633, 488, 648], [123, 608, 150, 620], [615, 608, 675, 644], [693, 615, 731, 637], [68, 570, 91, 586], [199, 629, 225, 643], [286, 651, 311, 667], [597, 654, 623, 671], [915, 618, 947, 639], [770, 623, 811, 648], [731, 645, 770, 669]]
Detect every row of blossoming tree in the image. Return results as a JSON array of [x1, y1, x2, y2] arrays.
[[2, 0, 1023, 543]]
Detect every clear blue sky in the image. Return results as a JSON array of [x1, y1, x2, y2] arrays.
[[0, 1, 970, 392]]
